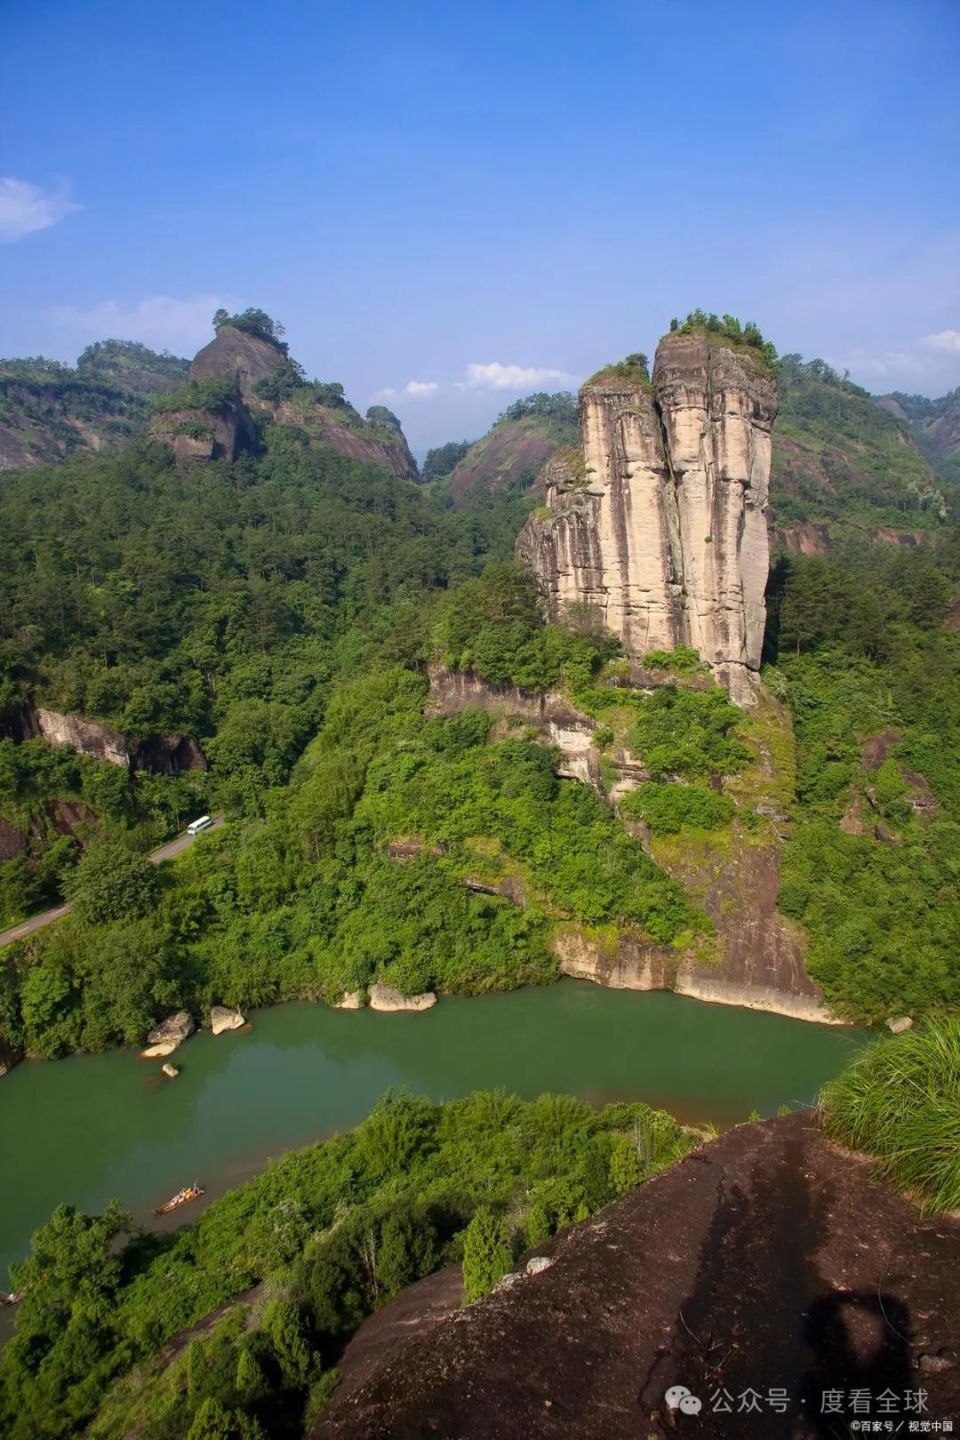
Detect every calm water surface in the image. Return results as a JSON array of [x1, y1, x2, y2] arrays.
[[0, 983, 869, 1284]]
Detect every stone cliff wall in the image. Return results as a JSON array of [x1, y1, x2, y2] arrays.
[[33, 708, 206, 775], [517, 335, 778, 704], [425, 665, 600, 785]]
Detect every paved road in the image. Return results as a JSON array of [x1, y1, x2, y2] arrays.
[[0, 816, 225, 949]]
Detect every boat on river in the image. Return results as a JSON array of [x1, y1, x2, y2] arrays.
[[153, 1183, 204, 1216], [0, 1292, 21, 1306]]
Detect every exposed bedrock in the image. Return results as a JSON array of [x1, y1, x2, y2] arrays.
[[312, 1114, 960, 1440], [28, 707, 206, 775], [517, 334, 778, 705]]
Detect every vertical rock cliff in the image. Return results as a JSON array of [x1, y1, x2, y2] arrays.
[[517, 333, 778, 704]]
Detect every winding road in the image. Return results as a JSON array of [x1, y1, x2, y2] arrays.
[[0, 816, 225, 949]]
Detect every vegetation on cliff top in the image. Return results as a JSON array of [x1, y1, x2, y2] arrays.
[[0, 1090, 693, 1439], [820, 1016, 960, 1212], [211, 307, 288, 351], [583, 352, 652, 391], [667, 311, 779, 371]]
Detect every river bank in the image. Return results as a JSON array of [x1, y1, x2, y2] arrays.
[[1, 982, 869, 1287]]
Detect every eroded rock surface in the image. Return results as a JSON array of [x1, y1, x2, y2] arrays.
[[518, 335, 778, 704], [33, 708, 206, 774], [313, 1114, 960, 1439], [209, 1006, 245, 1035], [140, 1011, 195, 1059], [368, 983, 436, 1013], [425, 664, 600, 786], [190, 326, 282, 400]]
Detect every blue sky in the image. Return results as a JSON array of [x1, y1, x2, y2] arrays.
[[1, 0, 958, 452]]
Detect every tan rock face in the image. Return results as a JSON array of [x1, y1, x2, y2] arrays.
[[517, 336, 778, 705], [34, 707, 205, 775], [140, 1010, 195, 1059], [190, 326, 283, 400], [210, 1005, 245, 1035], [368, 983, 437, 1013]]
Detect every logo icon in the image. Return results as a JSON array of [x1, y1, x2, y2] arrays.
[[665, 1385, 703, 1416]]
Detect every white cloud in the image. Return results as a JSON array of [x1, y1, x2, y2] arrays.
[[373, 379, 439, 401], [0, 177, 80, 242], [49, 294, 235, 354], [838, 347, 928, 381], [457, 361, 578, 392], [925, 329, 960, 354]]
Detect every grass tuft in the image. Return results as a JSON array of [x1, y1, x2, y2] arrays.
[[819, 1017, 960, 1213]]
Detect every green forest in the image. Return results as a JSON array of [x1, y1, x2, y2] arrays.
[[1, 403, 959, 1065], [1, 323, 959, 1439], [0, 1089, 694, 1438]]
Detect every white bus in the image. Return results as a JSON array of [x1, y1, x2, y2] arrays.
[[186, 815, 213, 837]]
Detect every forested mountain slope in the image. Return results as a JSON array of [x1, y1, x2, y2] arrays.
[[771, 355, 949, 545], [424, 392, 578, 508], [878, 385, 960, 489], [0, 318, 958, 1073], [0, 342, 189, 470]]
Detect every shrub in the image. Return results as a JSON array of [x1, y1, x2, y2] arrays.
[[626, 688, 750, 779], [819, 1018, 960, 1212], [620, 782, 735, 835]]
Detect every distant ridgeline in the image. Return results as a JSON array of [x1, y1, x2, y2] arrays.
[[0, 341, 189, 469], [437, 314, 956, 549], [0, 308, 419, 483], [877, 385, 960, 490]]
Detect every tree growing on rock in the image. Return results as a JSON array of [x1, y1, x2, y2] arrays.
[[462, 1206, 512, 1302]]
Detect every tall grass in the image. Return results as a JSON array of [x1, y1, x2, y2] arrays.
[[819, 1017, 960, 1213]]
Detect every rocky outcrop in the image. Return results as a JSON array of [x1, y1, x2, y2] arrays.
[[425, 667, 824, 1020], [425, 664, 601, 786], [551, 834, 834, 1025], [188, 325, 418, 480], [140, 1011, 195, 1059], [32, 708, 205, 775], [518, 335, 778, 705], [368, 983, 437, 1013], [334, 991, 364, 1010], [209, 1006, 245, 1035], [149, 396, 257, 463], [312, 1113, 960, 1439], [190, 326, 283, 401], [270, 397, 419, 480]]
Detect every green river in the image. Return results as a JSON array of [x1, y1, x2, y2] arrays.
[[0, 982, 868, 1286]]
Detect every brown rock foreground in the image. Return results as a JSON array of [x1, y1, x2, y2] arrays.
[[313, 1115, 960, 1439]]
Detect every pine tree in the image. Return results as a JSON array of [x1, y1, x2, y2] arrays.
[[462, 1207, 512, 1302]]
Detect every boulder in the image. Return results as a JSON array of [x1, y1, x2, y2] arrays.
[[140, 1010, 195, 1059], [368, 983, 437, 1014], [886, 1015, 915, 1034], [210, 1005, 245, 1035], [334, 991, 364, 1010]]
